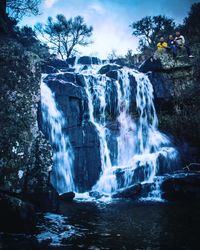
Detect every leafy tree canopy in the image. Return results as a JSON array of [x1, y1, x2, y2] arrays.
[[35, 14, 93, 59], [130, 15, 176, 52], [181, 3, 200, 43], [6, 0, 41, 19]]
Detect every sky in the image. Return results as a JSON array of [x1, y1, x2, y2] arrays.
[[21, 0, 200, 59]]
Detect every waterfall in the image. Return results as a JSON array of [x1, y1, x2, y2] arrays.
[[41, 78, 75, 194], [41, 59, 178, 198], [83, 74, 117, 193], [80, 66, 177, 195]]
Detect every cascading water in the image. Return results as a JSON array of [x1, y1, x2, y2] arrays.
[[41, 60, 178, 199], [83, 74, 117, 194], [79, 66, 177, 196], [41, 77, 75, 194]]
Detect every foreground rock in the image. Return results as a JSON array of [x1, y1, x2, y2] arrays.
[[0, 39, 57, 232], [161, 172, 200, 201], [59, 192, 75, 201], [0, 192, 36, 233], [112, 183, 154, 199]]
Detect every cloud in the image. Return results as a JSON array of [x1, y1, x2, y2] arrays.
[[44, 0, 59, 9], [89, 2, 105, 15]]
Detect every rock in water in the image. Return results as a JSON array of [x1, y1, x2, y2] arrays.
[[112, 184, 142, 199], [59, 192, 75, 201], [161, 172, 200, 201], [0, 193, 36, 233]]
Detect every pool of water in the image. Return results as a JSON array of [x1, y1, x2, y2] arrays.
[[1, 200, 199, 250], [58, 200, 200, 249]]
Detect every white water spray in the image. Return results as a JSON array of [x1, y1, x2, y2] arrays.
[[80, 66, 177, 195], [41, 78, 75, 194]]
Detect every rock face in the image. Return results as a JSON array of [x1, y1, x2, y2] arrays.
[[40, 52, 199, 194], [161, 172, 200, 201], [0, 39, 56, 217], [40, 57, 140, 192], [41, 71, 102, 192], [139, 48, 200, 162]]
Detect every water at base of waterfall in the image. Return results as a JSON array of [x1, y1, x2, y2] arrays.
[[2, 201, 200, 249]]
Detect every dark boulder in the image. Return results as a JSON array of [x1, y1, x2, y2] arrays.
[[112, 182, 155, 199], [98, 64, 122, 75], [0, 193, 36, 233], [161, 172, 200, 201], [77, 56, 101, 65], [89, 191, 103, 199], [76, 74, 86, 87], [41, 64, 59, 74], [148, 72, 174, 100], [112, 184, 142, 199], [46, 59, 69, 69], [72, 122, 102, 192], [106, 70, 118, 80], [109, 58, 127, 67], [139, 56, 163, 73], [55, 72, 76, 83], [59, 192, 75, 201], [66, 56, 76, 66]]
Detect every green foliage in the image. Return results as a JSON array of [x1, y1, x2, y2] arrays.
[[16, 26, 50, 59], [130, 15, 176, 52], [158, 83, 200, 146], [124, 49, 134, 66], [35, 14, 93, 59], [182, 3, 200, 43], [6, 0, 41, 19]]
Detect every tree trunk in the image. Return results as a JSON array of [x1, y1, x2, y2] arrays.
[[0, 0, 9, 34], [0, 0, 6, 18]]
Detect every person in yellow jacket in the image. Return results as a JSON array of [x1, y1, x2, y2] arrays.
[[157, 37, 168, 50]]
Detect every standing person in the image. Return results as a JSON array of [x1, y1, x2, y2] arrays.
[[175, 31, 193, 57], [168, 35, 177, 59]]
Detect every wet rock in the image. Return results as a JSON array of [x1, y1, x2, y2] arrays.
[[59, 192, 75, 201], [55, 72, 76, 83], [148, 72, 174, 100], [161, 172, 200, 201], [0, 193, 36, 233], [109, 58, 127, 67], [106, 70, 118, 80], [112, 184, 142, 199], [46, 59, 69, 69], [40, 69, 102, 191], [112, 183, 154, 199], [76, 74, 86, 87], [98, 64, 122, 75], [41, 64, 59, 74], [72, 122, 102, 192], [66, 56, 76, 66], [77, 56, 101, 65], [89, 191, 103, 199]]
